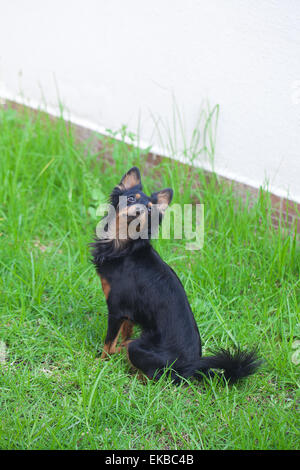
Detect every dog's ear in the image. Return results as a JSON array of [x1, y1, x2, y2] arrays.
[[151, 188, 173, 214], [119, 167, 142, 191]]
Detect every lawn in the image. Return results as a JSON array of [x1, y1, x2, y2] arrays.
[[0, 104, 299, 450]]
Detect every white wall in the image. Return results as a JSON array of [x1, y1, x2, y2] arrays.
[[1, 0, 300, 202]]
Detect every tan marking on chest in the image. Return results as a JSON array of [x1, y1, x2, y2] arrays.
[[99, 275, 111, 299]]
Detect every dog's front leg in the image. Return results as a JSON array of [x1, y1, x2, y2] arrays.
[[101, 315, 124, 359], [120, 319, 134, 343]]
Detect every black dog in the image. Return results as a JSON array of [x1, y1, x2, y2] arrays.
[[92, 167, 261, 384]]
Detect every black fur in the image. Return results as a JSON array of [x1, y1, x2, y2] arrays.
[[91, 167, 262, 384]]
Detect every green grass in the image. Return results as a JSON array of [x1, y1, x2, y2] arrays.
[[0, 104, 299, 450]]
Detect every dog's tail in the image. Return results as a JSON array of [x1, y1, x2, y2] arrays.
[[194, 347, 262, 383]]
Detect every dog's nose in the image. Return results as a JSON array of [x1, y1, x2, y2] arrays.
[[135, 205, 146, 216]]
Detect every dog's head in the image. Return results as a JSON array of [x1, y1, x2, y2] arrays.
[[105, 167, 173, 244]]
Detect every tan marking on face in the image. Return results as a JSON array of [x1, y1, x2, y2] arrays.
[[127, 203, 145, 217], [135, 193, 141, 200], [107, 202, 148, 244]]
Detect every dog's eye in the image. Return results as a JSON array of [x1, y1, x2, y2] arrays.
[[127, 196, 136, 203]]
